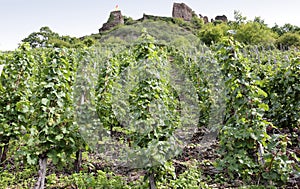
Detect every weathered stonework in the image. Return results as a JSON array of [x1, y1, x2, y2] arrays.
[[172, 3, 193, 21], [98, 4, 229, 33], [99, 10, 124, 32], [139, 13, 172, 22], [215, 15, 228, 22], [199, 14, 209, 23]]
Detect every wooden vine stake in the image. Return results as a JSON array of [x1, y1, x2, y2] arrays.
[[34, 155, 47, 189]]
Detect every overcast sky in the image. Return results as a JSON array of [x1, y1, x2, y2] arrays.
[[1, 0, 299, 51]]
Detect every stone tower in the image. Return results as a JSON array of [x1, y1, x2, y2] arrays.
[[172, 3, 193, 21], [99, 10, 124, 32]]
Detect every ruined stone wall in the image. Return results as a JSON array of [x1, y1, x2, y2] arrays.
[[215, 15, 228, 22], [199, 14, 209, 24], [172, 3, 193, 21], [99, 10, 124, 32], [139, 14, 173, 22], [99, 3, 229, 33]]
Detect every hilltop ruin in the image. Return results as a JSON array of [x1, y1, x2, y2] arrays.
[[99, 2, 228, 32], [172, 3, 193, 21], [99, 10, 124, 32]]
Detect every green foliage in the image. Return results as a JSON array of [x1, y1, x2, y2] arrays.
[[141, 14, 175, 24], [0, 65, 3, 77], [0, 169, 129, 189], [191, 16, 204, 30], [215, 36, 269, 181], [125, 35, 181, 150], [0, 168, 36, 188], [96, 32, 182, 166], [48, 35, 86, 48], [234, 21, 277, 45], [168, 47, 212, 127], [95, 47, 132, 134], [49, 38, 73, 48], [82, 37, 98, 47], [0, 43, 34, 161], [276, 32, 300, 49], [260, 51, 300, 129], [22, 26, 87, 48], [215, 37, 296, 185], [241, 46, 299, 130], [272, 23, 300, 36], [253, 16, 267, 26], [25, 48, 82, 165], [1, 13, 300, 187], [157, 161, 209, 189], [22, 26, 59, 48], [100, 20, 199, 47], [234, 10, 247, 25], [173, 18, 188, 28], [95, 31, 211, 187], [198, 23, 230, 45], [124, 15, 137, 25], [0, 46, 86, 188], [47, 171, 126, 189]]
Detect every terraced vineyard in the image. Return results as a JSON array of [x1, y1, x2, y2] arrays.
[[0, 27, 299, 188]]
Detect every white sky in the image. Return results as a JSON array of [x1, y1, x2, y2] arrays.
[[0, 0, 299, 51]]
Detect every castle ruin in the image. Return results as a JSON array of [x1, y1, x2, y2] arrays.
[[99, 10, 124, 32], [172, 3, 193, 21], [98, 3, 228, 32]]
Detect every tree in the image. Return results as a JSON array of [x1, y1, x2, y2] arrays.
[[253, 16, 267, 26], [234, 10, 247, 25], [82, 37, 98, 47], [276, 32, 300, 50], [272, 24, 284, 36], [272, 23, 300, 36], [198, 23, 229, 45], [235, 21, 277, 45], [191, 15, 204, 30], [22, 27, 88, 48], [22, 27, 59, 48]]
